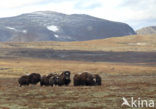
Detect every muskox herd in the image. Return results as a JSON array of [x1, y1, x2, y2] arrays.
[[18, 71, 101, 87]]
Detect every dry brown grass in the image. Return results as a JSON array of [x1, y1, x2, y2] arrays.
[[0, 58, 155, 78], [0, 34, 156, 52], [0, 73, 156, 109]]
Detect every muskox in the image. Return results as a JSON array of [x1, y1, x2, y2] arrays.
[[40, 75, 50, 86], [57, 71, 71, 86], [73, 72, 101, 86], [29, 73, 41, 85], [73, 72, 95, 86], [49, 74, 60, 86], [18, 73, 41, 87], [40, 73, 59, 86], [18, 75, 30, 87], [73, 73, 81, 86]]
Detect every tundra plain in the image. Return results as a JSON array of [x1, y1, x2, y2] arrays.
[[0, 34, 156, 109]]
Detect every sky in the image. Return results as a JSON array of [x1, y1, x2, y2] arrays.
[[0, 0, 155, 30]]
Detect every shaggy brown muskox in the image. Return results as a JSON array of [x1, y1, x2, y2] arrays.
[[73, 73, 81, 86], [58, 71, 71, 86], [18, 75, 30, 87], [93, 74, 102, 85], [29, 73, 41, 85], [49, 74, 60, 86], [73, 72, 97, 86], [40, 73, 58, 86], [40, 75, 50, 86]]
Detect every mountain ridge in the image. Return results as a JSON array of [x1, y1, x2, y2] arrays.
[[0, 11, 136, 42], [137, 26, 156, 35]]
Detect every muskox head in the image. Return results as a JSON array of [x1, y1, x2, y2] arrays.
[[58, 71, 71, 86], [62, 71, 71, 80], [93, 77, 96, 84], [93, 74, 102, 85]]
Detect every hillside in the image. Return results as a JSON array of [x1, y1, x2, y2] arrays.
[[137, 26, 156, 35], [0, 11, 136, 42], [1, 34, 156, 52], [0, 34, 155, 64]]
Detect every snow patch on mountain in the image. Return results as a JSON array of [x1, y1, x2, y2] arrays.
[[54, 34, 59, 38], [22, 30, 27, 34], [47, 25, 59, 32], [6, 27, 16, 31]]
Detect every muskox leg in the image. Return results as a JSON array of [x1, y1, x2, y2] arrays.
[[40, 83, 43, 86]]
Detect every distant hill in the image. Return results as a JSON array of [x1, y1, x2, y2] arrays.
[[137, 26, 156, 35], [0, 11, 136, 42], [0, 34, 155, 64], [1, 34, 155, 52]]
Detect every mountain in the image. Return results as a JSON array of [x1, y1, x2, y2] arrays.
[[137, 26, 156, 35], [0, 11, 136, 42]]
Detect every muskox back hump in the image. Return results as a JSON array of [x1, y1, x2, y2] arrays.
[[29, 73, 41, 85]]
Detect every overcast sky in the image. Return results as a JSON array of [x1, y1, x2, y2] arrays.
[[0, 0, 155, 30]]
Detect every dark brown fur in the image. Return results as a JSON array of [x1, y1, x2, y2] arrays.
[[40, 73, 59, 86], [49, 74, 60, 86], [40, 75, 50, 86], [29, 73, 41, 85], [58, 71, 71, 86], [18, 75, 30, 87], [73, 72, 101, 86]]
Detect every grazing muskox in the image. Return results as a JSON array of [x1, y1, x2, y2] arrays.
[[58, 71, 71, 86], [29, 73, 41, 85], [73, 72, 101, 86], [18, 75, 30, 87]]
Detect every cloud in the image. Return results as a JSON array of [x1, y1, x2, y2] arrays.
[[74, 1, 102, 10], [0, 0, 43, 8], [0, 0, 155, 29]]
